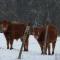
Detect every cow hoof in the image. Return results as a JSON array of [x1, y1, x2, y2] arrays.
[[10, 48, 13, 50], [7, 47, 9, 49], [24, 49, 28, 51], [48, 53, 51, 55], [41, 53, 43, 55], [45, 53, 47, 55], [43, 53, 47, 55], [41, 52, 43, 55], [52, 52, 54, 55], [41, 53, 47, 55]]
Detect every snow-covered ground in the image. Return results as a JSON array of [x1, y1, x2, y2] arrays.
[[0, 33, 60, 60]]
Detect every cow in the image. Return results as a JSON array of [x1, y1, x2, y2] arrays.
[[32, 24, 57, 55], [0, 20, 31, 51]]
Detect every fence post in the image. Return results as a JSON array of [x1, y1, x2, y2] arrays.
[[18, 24, 30, 59]]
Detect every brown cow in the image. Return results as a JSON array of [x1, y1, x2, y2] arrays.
[[33, 24, 57, 55], [32, 26, 44, 39], [0, 20, 31, 51]]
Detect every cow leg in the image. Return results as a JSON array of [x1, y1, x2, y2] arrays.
[[44, 45, 47, 55], [10, 39, 13, 50], [24, 37, 29, 51], [43, 44, 47, 55], [41, 46, 43, 54], [6, 40, 9, 49], [40, 44, 47, 55], [40, 43, 43, 54], [24, 40, 28, 51], [24, 35, 29, 51], [52, 41, 56, 55], [48, 43, 51, 55]]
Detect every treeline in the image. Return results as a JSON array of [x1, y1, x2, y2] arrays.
[[0, 0, 60, 35]]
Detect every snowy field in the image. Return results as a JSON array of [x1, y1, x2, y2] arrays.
[[0, 33, 60, 60]]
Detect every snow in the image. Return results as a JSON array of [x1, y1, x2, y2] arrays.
[[0, 33, 60, 60]]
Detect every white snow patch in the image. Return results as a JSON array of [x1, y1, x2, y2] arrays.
[[0, 33, 60, 60]]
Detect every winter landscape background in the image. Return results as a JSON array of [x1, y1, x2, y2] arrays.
[[0, 33, 60, 60], [0, 0, 60, 60]]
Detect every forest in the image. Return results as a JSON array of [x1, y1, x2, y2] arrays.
[[0, 0, 60, 34]]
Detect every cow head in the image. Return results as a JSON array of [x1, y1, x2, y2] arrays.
[[1, 20, 9, 31], [32, 27, 40, 39], [32, 26, 44, 39]]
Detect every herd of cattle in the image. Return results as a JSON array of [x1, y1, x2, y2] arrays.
[[0, 20, 58, 55]]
